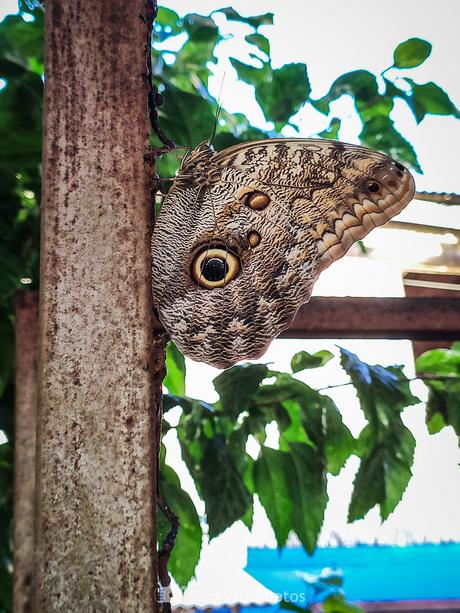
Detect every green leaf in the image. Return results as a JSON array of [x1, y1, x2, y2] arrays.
[[426, 409, 446, 435], [154, 7, 181, 40], [160, 462, 202, 587], [310, 96, 330, 115], [199, 434, 252, 537], [159, 87, 216, 146], [255, 63, 310, 126], [255, 372, 322, 415], [359, 115, 421, 172], [348, 446, 383, 518], [245, 33, 270, 57], [340, 347, 372, 387], [291, 349, 334, 372], [279, 400, 313, 446], [324, 594, 365, 613], [253, 446, 293, 547], [286, 442, 328, 554], [408, 80, 460, 122], [241, 501, 254, 530], [318, 117, 341, 140], [243, 12, 275, 29], [379, 424, 416, 520], [217, 7, 274, 28], [416, 347, 460, 375], [164, 342, 186, 396], [214, 363, 268, 418], [423, 384, 458, 435], [323, 399, 355, 476], [183, 13, 219, 43], [393, 38, 432, 68], [356, 95, 394, 123], [416, 346, 460, 443], [156, 7, 180, 28], [229, 57, 269, 86], [384, 77, 408, 100], [312, 70, 378, 114], [0, 13, 44, 73], [341, 348, 419, 426], [230, 60, 311, 126], [340, 349, 419, 520], [348, 420, 415, 521]]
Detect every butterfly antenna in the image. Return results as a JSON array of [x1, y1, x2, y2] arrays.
[[209, 73, 226, 147]]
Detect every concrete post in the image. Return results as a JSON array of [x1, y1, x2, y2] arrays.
[[14, 292, 39, 613], [34, 1, 163, 609]]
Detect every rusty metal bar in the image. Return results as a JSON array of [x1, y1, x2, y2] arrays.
[[34, 1, 162, 610], [415, 191, 460, 205], [279, 296, 460, 340], [14, 292, 39, 613]]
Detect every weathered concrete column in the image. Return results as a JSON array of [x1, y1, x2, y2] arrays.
[[14, 291, 39, 613], [34, 1, 163, 610]]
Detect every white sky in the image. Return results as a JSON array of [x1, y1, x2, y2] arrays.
[[1, 0, 459, 603]]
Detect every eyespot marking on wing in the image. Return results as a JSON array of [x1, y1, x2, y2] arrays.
[[248, 231, 261, 247], [190, 245, 241, 289], [244, 190, 271, 211]]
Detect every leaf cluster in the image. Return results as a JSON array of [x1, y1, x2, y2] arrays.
[[153, 14, 459, 177], [415, 342, 460, 442], [159, 344, 459, 587]]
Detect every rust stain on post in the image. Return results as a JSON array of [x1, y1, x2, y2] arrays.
[[14, 291, 39, 613], [34, 1, 162, 610]]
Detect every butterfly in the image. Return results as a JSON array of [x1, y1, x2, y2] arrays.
[[151, 138, 415, 368]]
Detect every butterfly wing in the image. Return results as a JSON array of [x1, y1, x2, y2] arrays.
[[151, 138, 415, 368]]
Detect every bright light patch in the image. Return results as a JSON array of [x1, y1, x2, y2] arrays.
[[162, 52, 176, 65], [0, 0, 19, 21], [441, 232, 458, 245], [363, 228, 449, 262], [21, 12, 35, 22]]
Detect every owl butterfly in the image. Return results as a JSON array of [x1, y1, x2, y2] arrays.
[[151, 139, 415, 368]]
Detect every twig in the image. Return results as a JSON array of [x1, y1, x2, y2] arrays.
[[157, 490, 180, 613], [315, 374, 459, 393], [144, 0, 175, 158]]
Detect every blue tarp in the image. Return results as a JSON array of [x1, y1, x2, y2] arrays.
[[245, 543, 460, 603]]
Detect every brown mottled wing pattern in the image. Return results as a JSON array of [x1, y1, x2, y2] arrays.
[[151, 139, 415, 368]]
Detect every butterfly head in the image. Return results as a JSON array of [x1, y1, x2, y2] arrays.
[[177, 141, 219, 186]]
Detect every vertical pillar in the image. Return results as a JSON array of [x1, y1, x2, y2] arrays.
[[34, 1, 163, 609], [14, 292, 39, 612]]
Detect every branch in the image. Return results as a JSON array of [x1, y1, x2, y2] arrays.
[[316, 374, 460, 392], [144, 0, 175, 156]]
